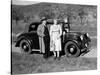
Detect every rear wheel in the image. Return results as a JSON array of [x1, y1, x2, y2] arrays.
[[20, 39, 32, 54], [64, 41, 81, 57]]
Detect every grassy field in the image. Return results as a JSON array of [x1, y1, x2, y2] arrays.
[[11, 52, 97, 74]]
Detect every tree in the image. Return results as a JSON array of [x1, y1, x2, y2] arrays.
[[39, 8, 55, 19], [12, 8, 24, 24]]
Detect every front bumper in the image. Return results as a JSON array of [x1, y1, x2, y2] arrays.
[[81, 48, 90, 56], [80, 42, 91, 56]]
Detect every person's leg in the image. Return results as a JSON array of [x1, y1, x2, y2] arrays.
[[46, 37, 50, 57], [53, 51, 56, 57], [57, 51, 61, 60], [47, 37, 50, 56], [57, 51, 59, 58], [53, 51, 57, 59], [45, 43, 48, 57], [42, 37, 45, 53], [43, 37, 47, 58], [43, 37, 50, 58], [39, 37, 42, 53]]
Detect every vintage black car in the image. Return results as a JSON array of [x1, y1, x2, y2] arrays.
[[15, 19, 91, 57]]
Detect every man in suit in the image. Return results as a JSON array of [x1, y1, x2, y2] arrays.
[[37, 17, 50, 58]]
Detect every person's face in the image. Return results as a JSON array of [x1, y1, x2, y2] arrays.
[[42, 20, 46, 25], [54, 20, 57, 25]]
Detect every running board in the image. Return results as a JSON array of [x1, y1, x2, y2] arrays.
[[32, 49, 40, 52]]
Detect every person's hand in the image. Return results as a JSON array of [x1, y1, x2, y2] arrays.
[[39, 34, 45, 37], [57, 36, 60, 39], [42, 34, 45, 37]]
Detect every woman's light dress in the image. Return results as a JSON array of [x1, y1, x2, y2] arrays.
[[50, 24, 62, 51]]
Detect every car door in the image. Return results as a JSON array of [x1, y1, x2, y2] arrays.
[[28, 23, 40, 49]]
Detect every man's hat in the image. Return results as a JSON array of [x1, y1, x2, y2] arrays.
[[41, 17, 47, 21]]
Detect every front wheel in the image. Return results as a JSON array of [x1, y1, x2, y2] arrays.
[[20, 39, 32, 54], [64, 41, 81, 57]]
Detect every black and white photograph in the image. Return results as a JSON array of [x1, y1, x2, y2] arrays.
[[11, 0, 97, 74]]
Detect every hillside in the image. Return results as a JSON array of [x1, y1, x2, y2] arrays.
[[11, 2, 97, 42], [11, 2, 97, 22]]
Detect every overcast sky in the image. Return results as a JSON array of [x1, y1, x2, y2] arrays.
[[12, 0, 40, 5]]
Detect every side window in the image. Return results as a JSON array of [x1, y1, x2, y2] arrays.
[[28, 24, 36, 32], [31, 25, 35, 28]]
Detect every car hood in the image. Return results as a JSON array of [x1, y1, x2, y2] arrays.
[[66, 31, 91, 42], [67, 31, 85, 36]]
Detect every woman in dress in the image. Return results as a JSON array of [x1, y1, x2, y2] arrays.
[[50, 19, 62, 60]]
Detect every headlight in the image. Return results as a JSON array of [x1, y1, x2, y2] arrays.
[[80, 35, 83, 40]]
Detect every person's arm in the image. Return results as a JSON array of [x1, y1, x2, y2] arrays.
[[60, 25, 62, 36], [57, 25, 62, 39], [37, 25, 44, 37], [50, 25, 52, 37], [58, 25, 62, 37], [37, 25, 40, 35]]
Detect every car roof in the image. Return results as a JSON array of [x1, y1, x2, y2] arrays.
[[29, 19, 64, 25]]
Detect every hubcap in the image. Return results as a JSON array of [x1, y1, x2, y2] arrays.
[[22, 43, 29, 52], [67, 44, 77, 55], [70, 47, 74, 53], [23, 45, 27, 49]]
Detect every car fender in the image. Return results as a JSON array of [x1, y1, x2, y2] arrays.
[[15, 35, 33, 48], [64, 39, 81, 49]]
